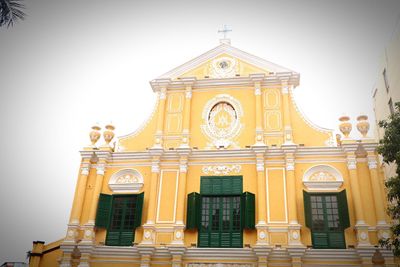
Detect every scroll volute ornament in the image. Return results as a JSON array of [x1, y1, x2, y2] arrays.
[[89, 125, 101, 146], [356, 115, 370, 138], [338, 116, 352, 138], [103, 124, 115, 145]]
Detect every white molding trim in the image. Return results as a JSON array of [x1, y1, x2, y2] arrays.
[[266, 167, 288, 224], [108, 169, 144, 193], [303, 164, 344, 191], [156, 43, 296, 80], [289, 87, 333, 135], [156, 169, 179, 224]]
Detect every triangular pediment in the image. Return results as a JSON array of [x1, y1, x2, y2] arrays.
[[156, 43, 297, 80]]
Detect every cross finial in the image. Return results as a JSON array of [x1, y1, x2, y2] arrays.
[[218, 24, 232, 44]]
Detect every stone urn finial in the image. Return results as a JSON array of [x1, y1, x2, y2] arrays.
[[103, 124, 115, 145], [338, 116, 352, 138], [356, 115, 370, 138], [89, 125, 101, 146]]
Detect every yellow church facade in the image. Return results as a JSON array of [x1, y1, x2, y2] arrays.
[[30, 40, 394, 267]]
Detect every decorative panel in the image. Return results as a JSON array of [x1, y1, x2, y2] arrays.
[[266, 168, 288, 223], [167, 93, 183, 113], [265, 111, 282, 131], [166, 113, 182, 133], [156, 170, 179, 223], [264, 89, 280, 109]]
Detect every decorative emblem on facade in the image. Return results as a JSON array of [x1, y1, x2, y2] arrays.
[[108, 169, 144, 193], [209, 56, 238, 78], [202, 165, 241, 175], [309, 171, 336, 181], [201, 94, 243, 148], [303, 165, 343, 191]]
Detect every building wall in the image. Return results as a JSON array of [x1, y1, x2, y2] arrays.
[[373, 18, 400, 180], [34, 43, 395, 267]]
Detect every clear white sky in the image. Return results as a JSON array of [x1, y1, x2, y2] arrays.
[[0, 0, 399, 263]]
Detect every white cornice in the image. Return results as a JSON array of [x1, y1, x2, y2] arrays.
[[155, 43, 297, 80], [105, 146, 356, 163], [151, 74, 300, 92]]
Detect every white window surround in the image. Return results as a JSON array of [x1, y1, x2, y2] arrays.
[[303, 164, 343, 191], [108, 169, 144, 193]]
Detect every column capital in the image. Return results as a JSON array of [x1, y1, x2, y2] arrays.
[[80, 167, 90, 176], [96, 164, 105, 175]]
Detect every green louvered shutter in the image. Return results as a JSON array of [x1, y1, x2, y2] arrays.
[[120, 231, 134, 246], [134, 192, 144, 228], [231, 176, 243, 195], [312, 232, 329, 248], [303, 191, 312, 228], [201, 177, 212, 194], [187, 192, 200, 229], [105, 230, 120, 246], [338, 190, 350, 229], [95, 193, 112, 228], [241, 192, 255, 229], [328, 232, 346, 248]]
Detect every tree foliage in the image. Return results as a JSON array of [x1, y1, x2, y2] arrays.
[[378, 102, 400, 256], [0, 0, 25, 28]]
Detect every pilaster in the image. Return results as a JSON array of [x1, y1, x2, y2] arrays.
[[250, 73, 265, 145], [142, 149, 162, 245], [252, 145, 269, 246], [180, 77, 195, 148], [281, 80, 294, 144], [363, 143, 391, 239], [81, 150, 111, 244], [153, 79, 171, 148], [342, 144, 371, 247]]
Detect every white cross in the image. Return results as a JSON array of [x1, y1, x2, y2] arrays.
[[218, 25, 232, 39]]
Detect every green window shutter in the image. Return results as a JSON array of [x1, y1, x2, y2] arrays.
[[338, 190, 350, 229], [328, 232, 346, 249], [303, 191, 312, 229], [241, 192, 255, 229], [134, 192, 144, 228], [201, 177, 212, 194], [95, 193, 112, 228], [312, 232, 329, 248], [231, 176, 243, 195], [120, 231, 134, 246], [201, 176, 243, 195], [105, 230, 120, 246], [186, 192, 200, 229]]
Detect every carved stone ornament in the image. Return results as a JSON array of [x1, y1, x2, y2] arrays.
[[303, 165, 343, 191], [202, 165, 241, 175], [356, 115, 370, 138], [89, 125, 101, 146], [338, 116, 352, 138], [209, 56, 239, 78], [108, 169, 144, 193], [201, 94, 243, 148]]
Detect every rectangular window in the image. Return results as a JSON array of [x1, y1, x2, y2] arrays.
[[95, 193, 144, 246], [304, 191, 349, 249], [187, 176, 254, 248], [389, 98, 394, 115], [383, 68, 389, 92]]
